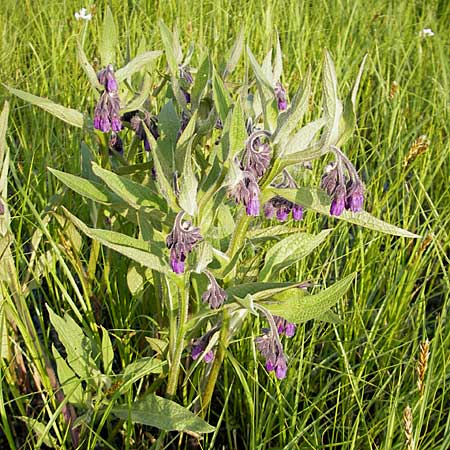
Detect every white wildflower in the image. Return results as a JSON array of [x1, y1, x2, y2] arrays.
[[419, 28, 435, 38], [74, 8, 92, 21]]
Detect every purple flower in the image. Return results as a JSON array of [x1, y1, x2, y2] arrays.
[[276, 207, 289, 222], [274, 316, 296, 337], [129, 113, 159, 151], [229, 170, 261, 217], [108, 134, 123, 155], [244, 130, 272, 179], [264, 202, 276, 218], [202, 271, 228, 309], [346, 181, 364, 212], [166, 213, 202, 274], [274, 82, 288, 111], [93, 90, 121, 133], [97, 65, 118, 93], [255, 329, 288, 380], [191, 326, 220, 363], [330, 184, 347, 216], [292, 204, 303, 221]]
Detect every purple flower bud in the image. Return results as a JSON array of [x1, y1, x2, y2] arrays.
[[276, 207, 289, 222], [246, 194, 260, 216], [191, 339, 206, 361], [106, 77, 117, 93], [255, 327, 288, 380], [98, 65, 118, 92], [330, 184, 346, 216], [274, 315, 296, 338], [94, 115, 101, 130], [244, 131, 272, 179], [346, 182, 364, 212], [274, 82, 288, 111], [264, 202, 276, 218], [108, 134, 123, 155], [203, 350, 214, 363], [99, 116, 111, 133], [292, 204, 303, 221], [166, 213, 202, 274], [284, 322, 296, 337], [111, 116, 122, 132], [202, 271, 228, 309], [144, 138, 151, 151], [275, 359, 287, 379]]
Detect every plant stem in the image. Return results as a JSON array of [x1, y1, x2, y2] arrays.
[[166, 273, 190, 399], [200, 309, 229, 416]]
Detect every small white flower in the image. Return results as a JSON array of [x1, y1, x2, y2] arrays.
[[75, 8, 92, 21], [419, 28, 435, 38]]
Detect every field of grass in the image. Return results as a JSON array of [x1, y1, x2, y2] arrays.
[[0, 0, 449, 449]]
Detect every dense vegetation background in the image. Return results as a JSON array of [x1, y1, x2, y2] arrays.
[[0, 0, 448, 449]]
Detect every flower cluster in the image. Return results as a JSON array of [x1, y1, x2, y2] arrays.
[[94, 65, 121, 133], [321, 146, 364, 216], [202, 271, 227, 309], [255, 328, 288, 379], [166, 212, 202, 274], [229, 129, 272, 216], [264, 169, 304, 221], [274, 315, 296, 337]]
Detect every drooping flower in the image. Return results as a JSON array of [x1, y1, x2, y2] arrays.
[[274, 81, 288, 111], [229, 169, 261, 217], [108, 133, 123, 155], [166, 212, 202, 274], [93, 65, 122, 133], [202, 271, 228, 309], [255, 329, 288, 379], [243, 130, 272, 179], [321, 147, 365, 216], [274, 316, 296, 338], [129, 112, 159, 151], [191, 326, 220, 363], [263, 170, 304, 222]]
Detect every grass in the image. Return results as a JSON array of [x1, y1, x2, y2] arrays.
[[0, 0, 449, 449]]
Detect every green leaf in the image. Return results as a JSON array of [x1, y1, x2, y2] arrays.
[[321, 50, 343, 147], [112, 394, 215, 433], [101, 327, 114, 375], [91, 163, 165, 210], [228, 100, 247, 161], [99, 6, 117, 66], [227, 281, 301, 301], [0, 101, 10, 198], [49, 168, 114, 205], [122, 73, 152, 112], [191, 55, 211, 109], [115, 51, 163, 82], [52, 346, 84, 404], [17, 417, 57, 448], [193, 240, 213, 273], [265, 187, 420, 238], [280, 117, 325, 158], [246, 46, 273, 93], [259, 229, 332, 281], [273, 68, 311, 145], [178, 140, 198, 216], [212, 68, 231, 123], [223, 28, 245, 78], [5, 86, 84, 128], [64, 208, 171, 273], [76, 41, 102, 91], [122, 357, 165, 380], [159, 21, 179, 76], [272, 32, 283, 83], [47, 307, 98, 381], [265, 273, 356, 323]]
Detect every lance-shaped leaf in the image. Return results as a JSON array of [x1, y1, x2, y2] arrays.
[[191, 55, 211, 109], [223, 28, 245, 79], [5, 86, 84, 128], [0, 101, 9, 195], [178, 139, 198, 216], [49, 168, 115, 205], [115, 51, 163, 82], [64, 208, 171, 273], [101, 327, 114, 375], [122, 73, 152, 112], [259, 229, 332, 281], [246, 45, 273, 94], [272, 68, 311, 146], [337, 54, 367, 147], [265, 273, 356, 323], [47, 307, 98, 381], [272, 32, 283, 83], [112, 394, 215, 433], [99, 6, 117, 66], [91, 163, 165, 210], [213, 68, 231, 123], [76, 41, 102, 91], [266, 187, 420, 238], [52, 346, 84, 404], [320, 50, 343, 147], [229, 99, 247, 161], [227, 281, 302, 301], [279, 117, 325, 159], [159, 21, 181, 76]]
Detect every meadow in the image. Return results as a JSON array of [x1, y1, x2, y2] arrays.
[[0, 0, 449, 449]]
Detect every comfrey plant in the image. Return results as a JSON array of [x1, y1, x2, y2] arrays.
[[7, 8, 419, 444]]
